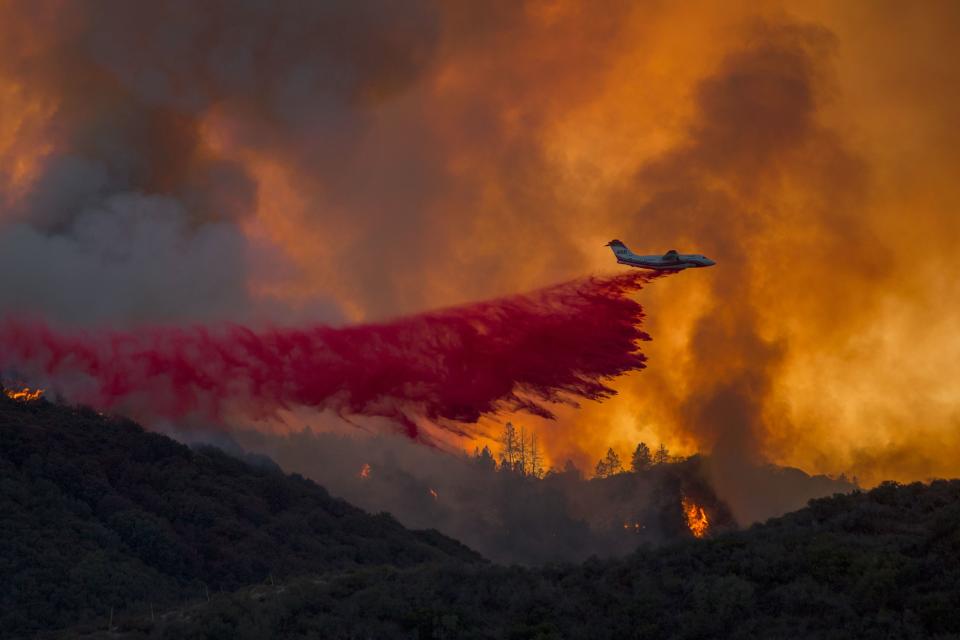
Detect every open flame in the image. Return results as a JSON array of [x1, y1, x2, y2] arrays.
[[4, 386, 43, 402], [681, 497, 709, 539], [428, 488, 438, 500], [358, 463, 371, 480], [622, 521, 644, 533]]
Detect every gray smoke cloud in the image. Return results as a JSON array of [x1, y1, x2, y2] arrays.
[[0, 193, 249, 325], [0, 0, 441, 326]]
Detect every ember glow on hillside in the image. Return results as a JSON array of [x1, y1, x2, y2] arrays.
[[3, 385, 43, 402], [682, 497, 710, 539], [0, 273, 656, 437]]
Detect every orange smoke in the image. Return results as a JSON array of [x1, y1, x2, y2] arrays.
[[0, 2, 958, 488]]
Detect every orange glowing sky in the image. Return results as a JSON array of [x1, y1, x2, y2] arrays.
[[1, 1, 958, 485]]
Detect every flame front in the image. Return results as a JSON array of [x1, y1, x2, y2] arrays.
[[358, 463, 371, 480], [682, 497, 709, 539], [4, 386, 43, 402]]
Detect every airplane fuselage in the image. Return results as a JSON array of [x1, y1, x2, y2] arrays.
[[616, 254, 712, 270], [606, 240, 715, 271]]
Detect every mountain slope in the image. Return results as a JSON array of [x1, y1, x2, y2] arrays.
[[92, 479, 960, 640], [0, 395, 480, 638]]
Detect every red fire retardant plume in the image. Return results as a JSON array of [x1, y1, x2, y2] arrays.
[[0, 272, 660, 437]]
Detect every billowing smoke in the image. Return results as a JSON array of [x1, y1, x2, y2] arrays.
[[0, 273, 656, 438], [1, 0, 957, 501], [0, 0, 439, 325], [0, 194, 253, 325], [593, 22, 878, 521]]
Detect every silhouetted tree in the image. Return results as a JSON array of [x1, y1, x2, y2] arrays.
[[499, 423, 519, 471], [529, 434, 544, 479], [653, 443, 670, 465], [630, 442, 652, 472], [474, 446, 496, 471], [595, 448, 623, 478], [500, 423, 545, 477], [518, 425, 528, 475]]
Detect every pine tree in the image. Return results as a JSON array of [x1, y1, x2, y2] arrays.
[[475, 445, 496, 471], [499, 422, 519, 471], [595, 457, 609, 478], [630, 442, 652, 472], [607, 448, 623, 475], [595, 448, 623, 478], [529, 434, 544, 479], [653, 443, 670, 465], [518, 425, 528, 476], [500, 424, 544, 478]]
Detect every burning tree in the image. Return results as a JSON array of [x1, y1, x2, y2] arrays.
[[681, 497, 710, 538]]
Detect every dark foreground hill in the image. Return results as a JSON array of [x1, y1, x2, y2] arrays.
[[0, 395, 480, 638], [73, 479, 960, 640]]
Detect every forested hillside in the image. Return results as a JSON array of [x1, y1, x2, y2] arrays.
[[75, 479, 960, 640], [0, 395, 480, 638], [5, 394, 958, 640]]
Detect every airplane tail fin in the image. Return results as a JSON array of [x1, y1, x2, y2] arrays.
[[605, 239, 631, 258]]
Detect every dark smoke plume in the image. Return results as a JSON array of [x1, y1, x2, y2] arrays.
[[0, 0, 440, 325], [0, 273, 657, 437]]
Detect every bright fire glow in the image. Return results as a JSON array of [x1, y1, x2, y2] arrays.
[[358, 463, 371, 480], [682, 497, 709, 539], [428, 488, 439, 500], [4, 386, 43, 402]]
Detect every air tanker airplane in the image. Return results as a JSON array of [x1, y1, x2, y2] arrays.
[[606, 240, 716, 271]]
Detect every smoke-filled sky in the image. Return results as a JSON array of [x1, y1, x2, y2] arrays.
[[1, 1, 958, 486]]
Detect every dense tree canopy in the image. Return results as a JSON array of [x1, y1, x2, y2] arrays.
[[4, 395, 957, 639], [0, 396, 479, 638], [81, 479, 960, 640]]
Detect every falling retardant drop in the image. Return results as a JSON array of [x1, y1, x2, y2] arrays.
[[0, 272, 664, 438]]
